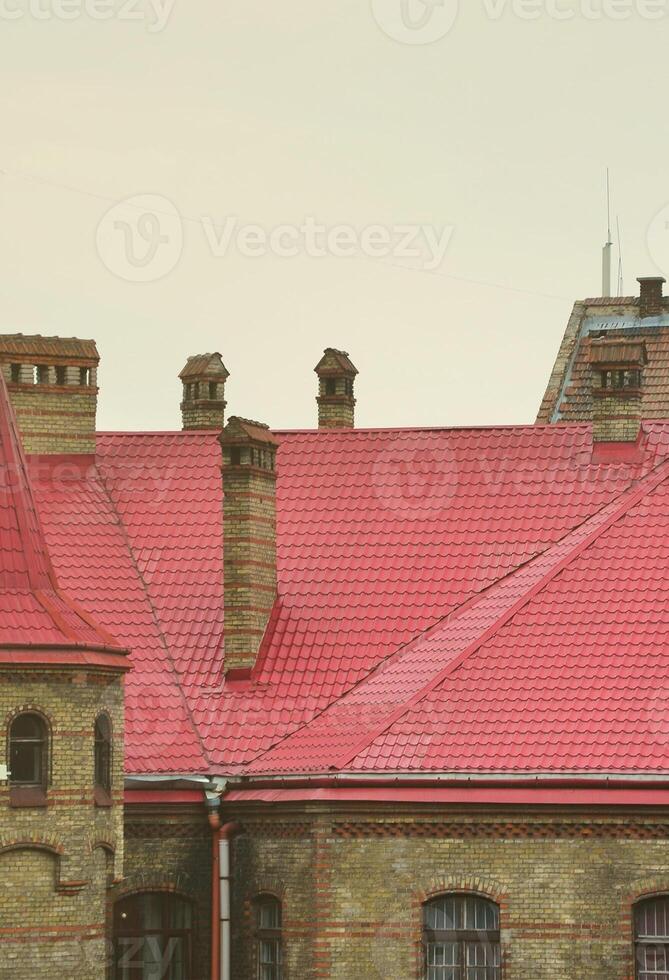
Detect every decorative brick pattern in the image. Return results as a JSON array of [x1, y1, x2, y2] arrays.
[[314, 348, 358, 429], [0, 667, 124, 980], [220, 417, 278, 673], [179, 352, 229, 430], [0, 335, 99, 455], [228, 807, 669, 980], [117, 805, 212, 980]]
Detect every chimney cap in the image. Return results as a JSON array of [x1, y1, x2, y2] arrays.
[[314, 348, 359, 377], [220, 416, 278, 447], [589, 337, 648, 368], [179, 352, 230, 381], [0, 333, 99, 362], [637, 276, 667, 285]]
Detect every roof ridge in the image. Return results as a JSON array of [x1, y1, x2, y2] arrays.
[[334, 456, 669, 771], [93, 463, 211, 769]]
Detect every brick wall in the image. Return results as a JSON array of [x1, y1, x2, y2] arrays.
[[228, 804, 669, 980], [117, 803, 213, 980], [6, 386, 98, 454], [0, 667, 124, 980]]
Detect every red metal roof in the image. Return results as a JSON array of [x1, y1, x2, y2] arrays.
[[0, 372, 125, 656], [18, 419, 669, 779]]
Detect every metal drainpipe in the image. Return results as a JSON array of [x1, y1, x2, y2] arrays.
[[208, 812, 221, 980], [218, 821, 239, 980]]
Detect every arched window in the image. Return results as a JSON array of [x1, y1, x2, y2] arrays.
[[423, 894, 501, 980], [9, 713, 48, 789], [94, 714, 112, 793], [254, 895, 282, 980], [635, 896, 669, 979], [113, 892, 193, 979]]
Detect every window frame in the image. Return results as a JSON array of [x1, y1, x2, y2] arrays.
[[94, 713, 113, 800], [635, 895, 669, 980], [253, 894, 282, 980], [113, 891, 194, 980], [423, 893, 501, 980], [8, 711, 50, 807]]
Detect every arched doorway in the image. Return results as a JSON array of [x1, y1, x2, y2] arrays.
[[113, 892, 193, 979]]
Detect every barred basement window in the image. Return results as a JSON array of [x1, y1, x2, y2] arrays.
[[94, 714, 112, 792], [9, 713, 48, 788], [254, 895, 282, 980], [635, 896, 669, 979], [423, 894, 501, 980]]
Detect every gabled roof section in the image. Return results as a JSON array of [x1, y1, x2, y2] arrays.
[[179, 353, 229, 380], [0, 334, 98, 361], [0, 371, 125, 658], [249, 456, 669, 775], [537, 297, 669, 423], [27, 419, 669, 775]]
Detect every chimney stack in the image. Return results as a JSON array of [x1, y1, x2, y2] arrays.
[[179, 353, 229, 430], [638, 277, 666, 319], [314, 348, 358, 429], [0, 334, 99, 454], [589, 338, 647, 443], [220, 417, 278, 676]]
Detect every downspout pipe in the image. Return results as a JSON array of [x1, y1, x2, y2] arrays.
[[209, 812, 239, 980]]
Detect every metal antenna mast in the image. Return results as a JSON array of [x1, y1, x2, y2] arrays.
[[602, 169, 613, 297]]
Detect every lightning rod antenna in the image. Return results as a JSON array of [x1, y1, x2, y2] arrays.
[[602, 168, 613, 297]]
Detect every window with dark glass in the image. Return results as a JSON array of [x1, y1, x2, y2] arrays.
[[113, 892, 193, 980], [254, 895, 282, 980], [636, 896, 669, 979], [9, 713, 48, 788], [94, 714, 112, 792], [423, 894, 501, 980]]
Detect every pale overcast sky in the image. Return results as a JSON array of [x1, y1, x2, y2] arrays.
[[1, 1, 668, 431]]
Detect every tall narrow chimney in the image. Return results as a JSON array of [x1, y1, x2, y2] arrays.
[[638, 277, 666, 319], [314, 348, 358, 429], [179, 353, 229, 430], [0, 334, 99, 454], [220, 417, 278, 676], [589, 338, 647, 443]]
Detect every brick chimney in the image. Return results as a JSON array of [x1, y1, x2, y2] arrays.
[[638, 276, 666, 318], [314, 348, 358, 429], [589, 338, 647, 443], [0, 334, 98, 454], [179, 353, 229, 430], [220, 417, 278, 675]]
